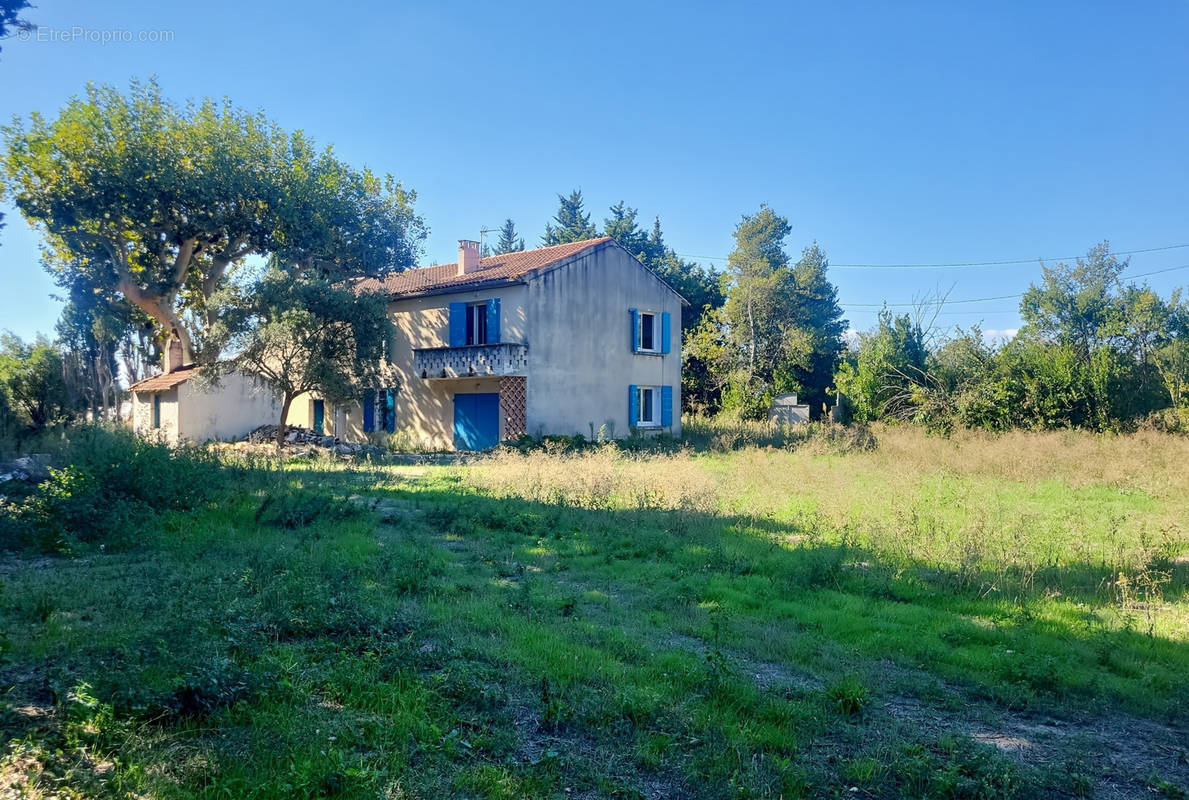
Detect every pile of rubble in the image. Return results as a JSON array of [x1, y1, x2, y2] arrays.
[[238, 425, 384, 457], [0, 453, 52, 485]]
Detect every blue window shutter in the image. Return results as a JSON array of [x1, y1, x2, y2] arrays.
[[628, 384, 638, 425], [487, 298, 501, 344], [661, 311, 671, 354], [661, 385, 674, 427], [385, 388, 396, 433], [362, 388, 375, 432], [629, 308, 639, 352], [449, 302, 466, 347]]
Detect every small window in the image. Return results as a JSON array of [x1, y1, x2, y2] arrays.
[[636, 386, 658, 426], [637, 312, 657, 352], [152, 394, 161, 429], [465, 302, 489, 345]]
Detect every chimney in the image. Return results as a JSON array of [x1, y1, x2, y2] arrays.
[[457, 239, 481, 275], [166, 336, 184, 373]]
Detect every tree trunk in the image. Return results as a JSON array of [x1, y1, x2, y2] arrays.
[[116, 279, 196, 367], [276, 393, 295, 450]]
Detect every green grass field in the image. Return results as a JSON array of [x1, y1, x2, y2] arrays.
[[1, 425, 1187, 798]]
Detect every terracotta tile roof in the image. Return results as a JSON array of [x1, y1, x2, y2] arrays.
[[128, 365, 200, 392], [357, 237, 614, 297]]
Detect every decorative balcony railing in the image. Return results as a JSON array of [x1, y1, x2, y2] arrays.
[[412, 342, 528, 380]]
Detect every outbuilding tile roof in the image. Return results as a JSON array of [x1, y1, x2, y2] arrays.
[[127, 365, 199, 393], [357, 237, 613, 297]]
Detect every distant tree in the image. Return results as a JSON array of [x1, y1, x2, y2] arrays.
[[1017, 242, 1174, 428], [56, 295, 123, 421], [542, 189, 599, 245], [1020, 242, 1126, 364], [776, 243, 847, 414], [493, 218, 525, 254], [833, 309, 928, 422], [207, 267, 395, 448], [3, 79, 424, 367], [0, 332, 68, 430], [603, 202, 649, 258], [1146, 290, 1189, 408]]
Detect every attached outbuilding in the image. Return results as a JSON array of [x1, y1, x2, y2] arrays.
[[128, 358, 280, 444]]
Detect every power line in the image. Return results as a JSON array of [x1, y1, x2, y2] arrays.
[[676, 242, 1189, 270], [838, 262, 1189, 310]]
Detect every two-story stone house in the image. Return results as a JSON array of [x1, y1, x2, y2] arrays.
[[286, 236, 686, 449]]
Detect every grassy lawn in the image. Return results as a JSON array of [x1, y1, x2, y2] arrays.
[[1, 426, 1187, 798]]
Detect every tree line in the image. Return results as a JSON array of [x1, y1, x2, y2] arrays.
[[0, 79, 1186, 447]]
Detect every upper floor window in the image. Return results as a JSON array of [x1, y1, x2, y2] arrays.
[[630, 308, 670, 355], [449, 299, 501, 347], [465, 302, 489, 345], [637, 312, 657, 352]]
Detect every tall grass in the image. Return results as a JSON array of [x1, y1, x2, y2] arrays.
[[463, 423, 1189, 632]]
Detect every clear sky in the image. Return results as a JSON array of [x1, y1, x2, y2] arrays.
[[1, 1, 1187, 342]]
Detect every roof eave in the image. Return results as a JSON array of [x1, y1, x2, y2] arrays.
[[385, 277, 528, 301]]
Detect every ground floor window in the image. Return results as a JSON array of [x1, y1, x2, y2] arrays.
[[152, 394, 161, 429], [362, 387, 398, 433], [637, 385, 657, 426], [629, 383, 673, 429]]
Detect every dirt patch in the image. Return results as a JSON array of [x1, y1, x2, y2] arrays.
[[660, 632, 824, 694], [882, 690, 1189, 798]]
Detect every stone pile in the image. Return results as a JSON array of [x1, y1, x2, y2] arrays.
[[0, 453, 52, 485], [239, 425, 383, 457]]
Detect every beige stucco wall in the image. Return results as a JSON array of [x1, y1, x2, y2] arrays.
[[131, 372, 280, 444], [179, 372, 282, 442], [286, 242, 683, 449], [384, 285, 527, 449]]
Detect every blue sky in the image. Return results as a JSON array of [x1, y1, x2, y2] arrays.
[[1, 1, 1187, 342]]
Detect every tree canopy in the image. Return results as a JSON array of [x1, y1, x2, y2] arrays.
[[695, 206, 846, 419], [2, 79, 425, 367], [206, 266, 395, 446]]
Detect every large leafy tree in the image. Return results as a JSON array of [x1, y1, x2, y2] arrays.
[[542, 189, 598, 245], [2, 79, 424, 367], [703, 206, 845, 418], [207, 267, 395, 447], [777, 243, 847, 413], [1020, 242, 1126, 364]]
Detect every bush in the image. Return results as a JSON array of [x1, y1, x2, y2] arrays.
[[1141, 406, 1189, 434], [0, 424, 233, 552]]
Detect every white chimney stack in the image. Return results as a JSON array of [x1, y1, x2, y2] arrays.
[[457, 240, 481, 275]]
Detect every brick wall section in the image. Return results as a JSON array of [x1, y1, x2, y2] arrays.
[[500, 376, 527, 438]]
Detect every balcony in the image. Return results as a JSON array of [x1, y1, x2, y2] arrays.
[[412, 342, 528, 380]]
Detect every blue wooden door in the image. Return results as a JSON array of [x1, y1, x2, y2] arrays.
[[312, 399, 324, 435], [453, 392, 499, 450]]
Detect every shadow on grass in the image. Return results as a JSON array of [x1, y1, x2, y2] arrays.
[[1, 459, 1187, 799]]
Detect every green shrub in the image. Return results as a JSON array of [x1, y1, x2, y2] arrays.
[[0, 424, 233, 552]]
